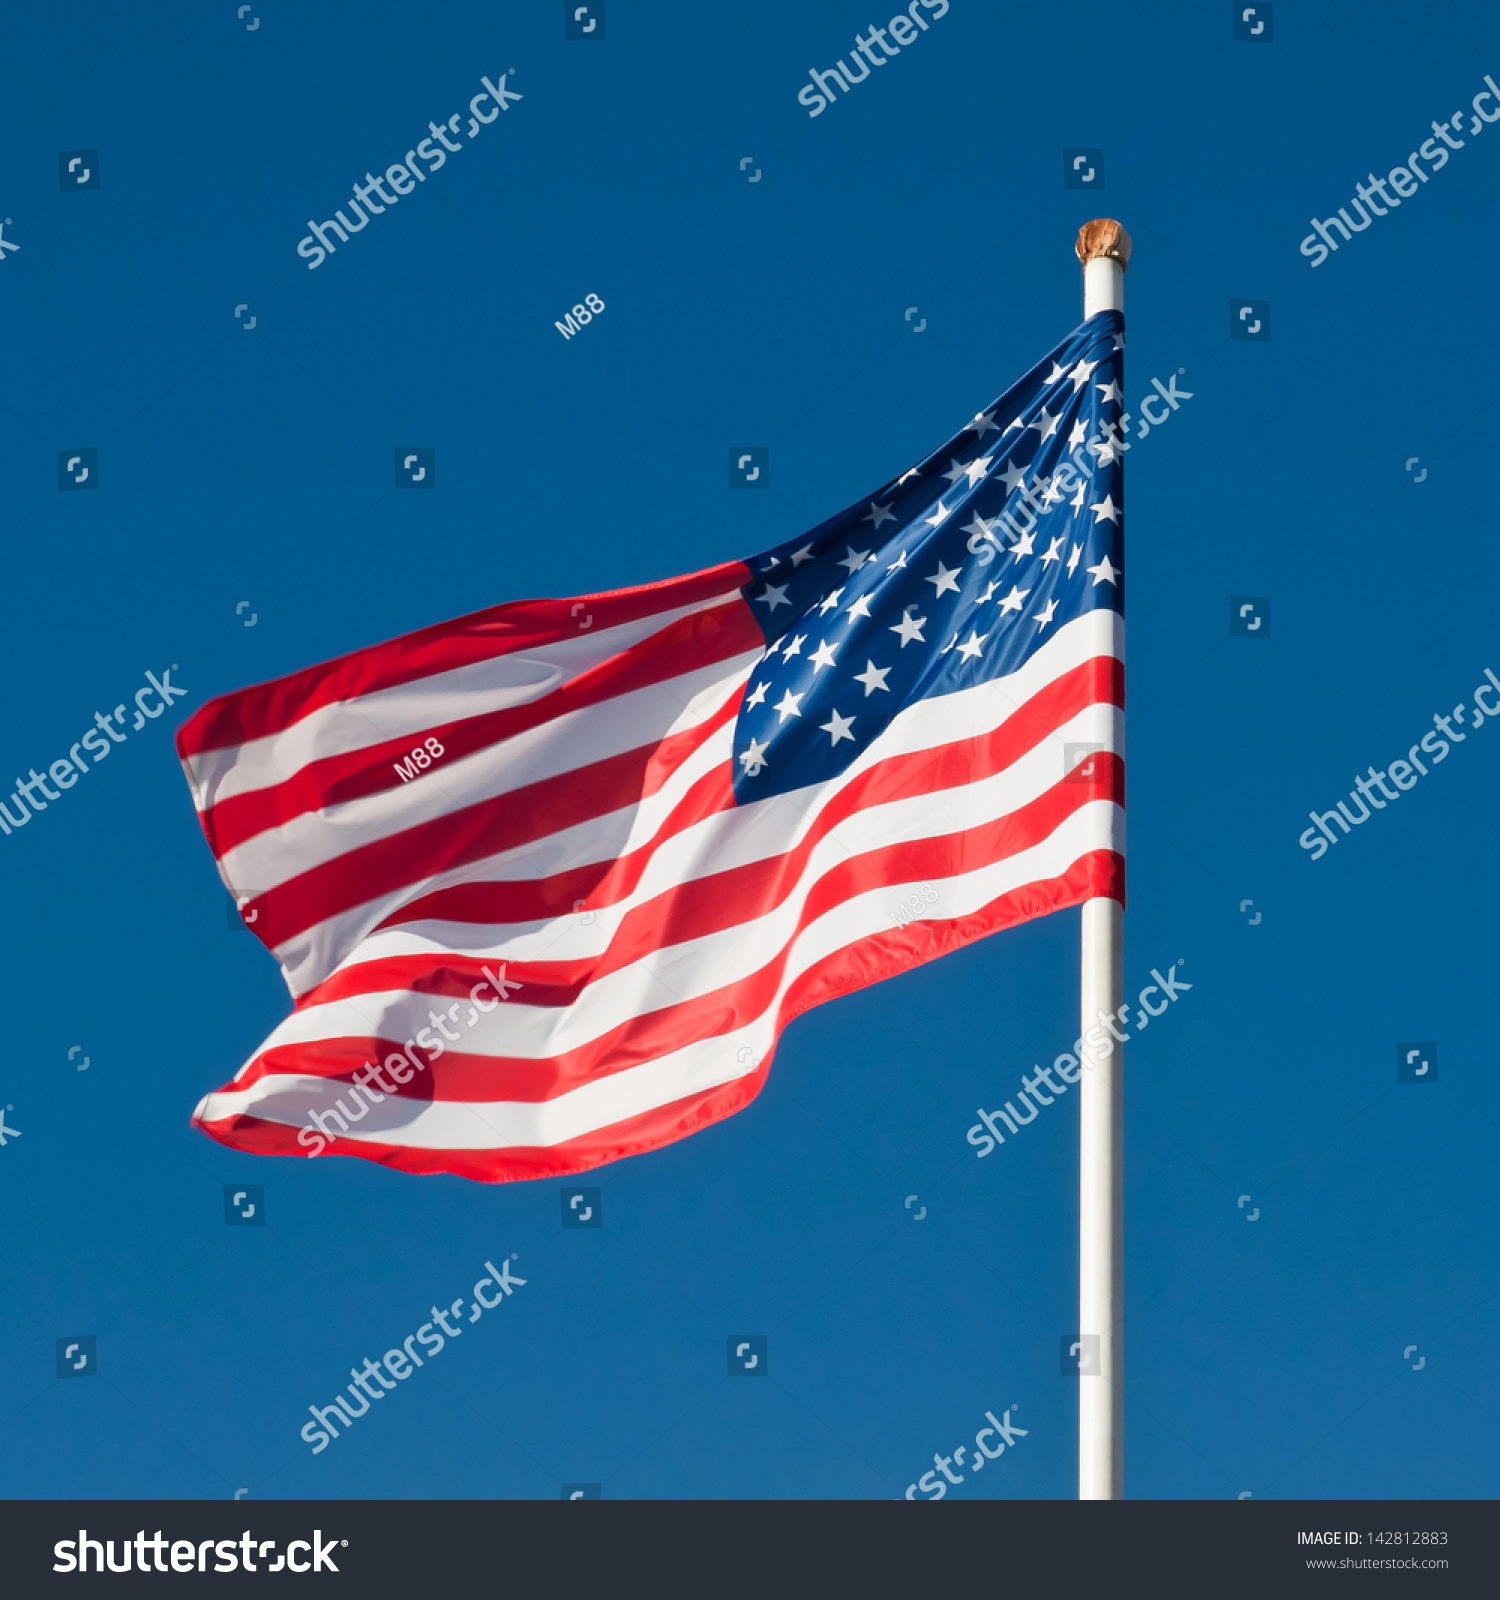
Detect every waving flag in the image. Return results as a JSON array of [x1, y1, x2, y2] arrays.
[[180, 309, 1126, 1182]]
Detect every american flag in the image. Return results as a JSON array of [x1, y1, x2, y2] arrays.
[[180, 310, 1125, 1182]]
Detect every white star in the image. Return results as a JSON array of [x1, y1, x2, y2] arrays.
[[863, 502, 896, 528], [924, 500, 954, 528], [943, 458, 972, 484], [1089, 493, 1120, 525], [924, 561, 962, 597], [745, 680, 769, 709], [887, 549, 908, 571], [1002, 416, 1024, 435], [1067, 544, 1082, 577], [1070, 480, 1087, 513], [1000, 458, 1028, 493], [838, 546, 873, 573], [956, 629, 988, 661], [781, 632, 807, 660], [808, 638, 839, 671], [1095, 379, 1122, 406], [1045, 360, 1069, 384], [739, 737, 769, 775], [820, 708, 856, 747], [1039, 475, 1065, 508], [1111, 331, 1126, 352], [1069, 358, 1099, 392], [1028, 407, 1060, 440], [890, 608, 927, 647], [1040, 535, 1065, 566], [1034, 598, 1059, 629], [1086, 553, 1120, 586], [964, 455, 993, 487], [968, 409, 1000, 437], [772, 688, 804, 723], [757, 583, 789, 610], [1090, 431, 1122, 467], [1068, 418, 1089, 447], [977, 580, 999, 605], [845, 593, 872, 620], [896, 466, 920, 485], [1010, 526, 1036, 558], [818, 587, 845, 615], [789, 543, 816, 565], [998, 584, 1030, 615], [853, 660, 891, 695]]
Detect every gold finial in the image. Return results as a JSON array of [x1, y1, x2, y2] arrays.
[[1075, 219, 1132, 271]]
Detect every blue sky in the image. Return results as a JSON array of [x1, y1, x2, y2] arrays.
[[1, 0, 1498, 1500]]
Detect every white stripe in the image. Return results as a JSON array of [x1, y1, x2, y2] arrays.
[[293, 692, 744, 996], [297, 608, 1121, 976], [233, 701, 1121, 1068], [262, 659, 754, 997], [222, 651, 754, 897], [185, 589, 744, 810], [263, 608, 1120, 993], [199, 801, 1118, 1148]]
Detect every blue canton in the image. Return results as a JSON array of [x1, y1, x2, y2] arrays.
[[731, 310, 1125, 803]]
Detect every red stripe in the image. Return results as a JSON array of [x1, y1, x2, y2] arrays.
[[310, 652, 1121, 979], [223, 765, 1122, 1103], [377, 747, 1121, 1022], [177, 559, 752, 759], [365, 757, 738, 945], [194, 1069, 774, 1182], [192, 850, 1120, 1183], [244, 684, 744, 950], [201, 599, 760, 859], [562, 667, 1121, 988]]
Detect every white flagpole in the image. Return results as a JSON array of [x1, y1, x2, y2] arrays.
[[1076, 218, 1129, 1501]]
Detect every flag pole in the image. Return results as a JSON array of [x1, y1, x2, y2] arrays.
[[1076, 218, 1129, 1501]]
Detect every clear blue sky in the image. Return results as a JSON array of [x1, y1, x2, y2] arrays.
[[1, 0, 1497, 1500]]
